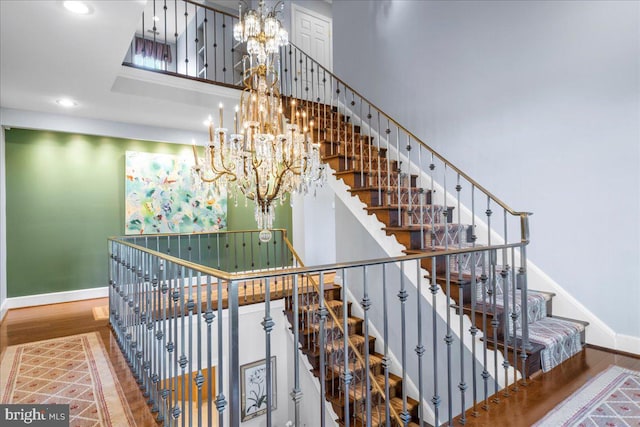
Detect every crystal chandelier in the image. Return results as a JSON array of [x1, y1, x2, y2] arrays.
[[192, 0, 325, 242]]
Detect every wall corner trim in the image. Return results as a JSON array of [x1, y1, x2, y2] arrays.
[[0, 300, 7, 324]]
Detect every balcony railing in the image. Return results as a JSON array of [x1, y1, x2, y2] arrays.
[[110, 229, 529, 426], [122, 0, 244, 89]]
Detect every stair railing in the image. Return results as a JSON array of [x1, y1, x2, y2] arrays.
[[110, 229, 530, 426], [278, 41, 534, 425], [109, 230, 296, 427], [283, 237, 407, 426]]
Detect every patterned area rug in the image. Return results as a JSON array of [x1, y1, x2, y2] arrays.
[[1, 332, 136, 426], [533, 365, 640, 426]]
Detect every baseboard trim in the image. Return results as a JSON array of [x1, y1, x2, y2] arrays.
[[586, 342, 640, 359], [4, 287, 109, 311], [616, 333, 640, 356]]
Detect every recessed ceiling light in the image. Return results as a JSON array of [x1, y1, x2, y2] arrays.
[[63, 1, 91, 15], [56, 98, 77, 108]]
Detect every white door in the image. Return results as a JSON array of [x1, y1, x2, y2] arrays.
[[291, 4, 332, 102], [292, 4, 332, 71]]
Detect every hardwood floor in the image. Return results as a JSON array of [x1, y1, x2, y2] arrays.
[[1, 299, 638, 427], [453, 344, 640, 426], [0, 298, 159, 427]]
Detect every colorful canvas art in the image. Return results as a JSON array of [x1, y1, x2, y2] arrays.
[[125, 151, 226, 234]]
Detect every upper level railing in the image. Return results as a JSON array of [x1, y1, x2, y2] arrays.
[[123, 0, 244, 89]]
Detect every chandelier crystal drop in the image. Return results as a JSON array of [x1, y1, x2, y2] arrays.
[[192, 0, 325, 242]]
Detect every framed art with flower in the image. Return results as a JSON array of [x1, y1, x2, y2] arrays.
[[240, 356, 276, 421], [124, 151, 227, 235]]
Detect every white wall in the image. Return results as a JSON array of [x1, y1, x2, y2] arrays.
[[292, 185, 336, 267], [222, 301, 292, 427], [125, 299, 294, 426], [332, 0, 640, 339]]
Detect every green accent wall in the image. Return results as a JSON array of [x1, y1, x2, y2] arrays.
[[5, 128, 292, 298]]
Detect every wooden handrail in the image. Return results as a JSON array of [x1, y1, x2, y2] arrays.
[[285, 41, 531, 220]]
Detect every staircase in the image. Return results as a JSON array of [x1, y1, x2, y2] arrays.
[[281, 97, 588, 424], [318, 102, 587, 376], [285, 272, 422, 426]]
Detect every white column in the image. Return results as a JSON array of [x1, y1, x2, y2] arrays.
[[292, 185, 336, 267]]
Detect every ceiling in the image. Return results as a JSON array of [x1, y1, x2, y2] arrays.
[[0, 0, 241, 135]]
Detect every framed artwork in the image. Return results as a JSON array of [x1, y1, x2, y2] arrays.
[[240, 356, 276, 421], [124, 151, 227, 234]]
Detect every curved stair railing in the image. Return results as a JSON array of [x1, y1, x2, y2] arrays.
[[279, 41, 537, 422], [283, 237, 408, 426]]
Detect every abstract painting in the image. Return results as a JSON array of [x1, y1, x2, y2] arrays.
[[240, 356, 277, 421], [125, 151, 226, 234]]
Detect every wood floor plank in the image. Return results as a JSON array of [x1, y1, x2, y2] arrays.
[[1, 298, 159, 426], [453, 344, 640, 426]]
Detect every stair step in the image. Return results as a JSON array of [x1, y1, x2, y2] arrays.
[[335, 169, 418, 189], [300, 299, 351, 317], [325, 352, 385, 383], [384, 223, 473, 250], [324, 334, 376, 355], [303, 335, 378, 373], [482, 315, 587, 377], [482, 335, 546, 377], [319, 127, 364, 141], [302, 316, 363, 337], [349, 186, 432, 206], [324, 154, 395, 173], [322, 148, 384, 164], [290, 281, 342, 302], [374, 372, 403, 398], [522, 316, 587, 373], [367, 204, 453, 227]]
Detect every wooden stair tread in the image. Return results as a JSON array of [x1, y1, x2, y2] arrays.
[[325, 352, 385, 379], [385, 224, 467, 232], [373, 371, 402, 392], [300, 299, 349, 313], [302, 316, 363, 335], [304, 334, 376, 358], [349, 186, 423, 193], [366, 204, 449, 211], [323, 153, 387, 161], [324, 334, 375, 353], [482, 335, 546, 355]]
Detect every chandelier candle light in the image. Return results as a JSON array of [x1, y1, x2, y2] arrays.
[[192, 0, 325, 242]]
